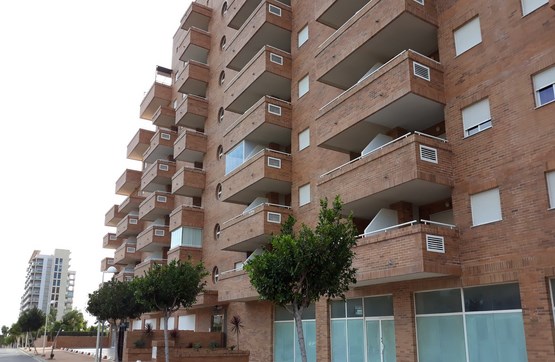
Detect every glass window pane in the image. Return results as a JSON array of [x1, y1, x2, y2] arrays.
[[274, 322, 294, 362], [464, 283, 521, 312], [382, 320, 397, 362], [331, 300, 345, 318], [331, 320, 347, 362], [225, 142, 245, 174], [347, 298, 363, 318], [294, 321, 316, 362], [539, 85, 555, 105], [170, 228, 183, 249], [416, 315, 466, 362], [415, 289, 462, 314], [365, 320, 381, 362], [466, 312, 528, 362], [275, 306, 293, 321], [364, 295, 394, 317], [347, 319, 365, 362], [302, 304, 315, 320]]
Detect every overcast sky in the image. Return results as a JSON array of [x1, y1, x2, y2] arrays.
[[0, 0, 192, 328]]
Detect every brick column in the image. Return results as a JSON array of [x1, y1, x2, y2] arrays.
[[316, 299, 331, 362], [389, 201, 414, 223], [519, 270, 555, 361], [393, 287, 417, 362]]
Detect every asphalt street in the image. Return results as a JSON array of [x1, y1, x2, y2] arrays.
[[0, 349, 42, 362]]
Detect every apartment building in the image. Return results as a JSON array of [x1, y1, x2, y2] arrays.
[[101, 0, 555, 361], [20, 249, 76, 321]]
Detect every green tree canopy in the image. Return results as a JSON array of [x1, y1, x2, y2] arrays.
[[245, 196, 358, 362], [134, 259, 208, 362]]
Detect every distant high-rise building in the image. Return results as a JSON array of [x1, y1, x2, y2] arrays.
[[20, 249, 75, 320]]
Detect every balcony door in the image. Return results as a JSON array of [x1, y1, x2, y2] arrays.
[[365, 317, 396, 362]]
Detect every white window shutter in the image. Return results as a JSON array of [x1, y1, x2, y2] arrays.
[[547, 171, 555, 208], [299, 184, 311, 206], [454, 17, 482, 55], [462, 98, 491, 131], [532, 66, 555, 91], [470, 188, 502, 226], [521, 0, 548, 15], [299, 128, 310, 150]]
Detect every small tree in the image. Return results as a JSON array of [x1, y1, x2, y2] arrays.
[[229, 315, 243, 350], [18, 307, 46, 354], [245, 197, 358, 362], [87, 279, 146, 362], [134, 260, 208, 362]]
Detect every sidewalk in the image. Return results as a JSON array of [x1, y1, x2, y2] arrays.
[[21, 348, 97, 362]]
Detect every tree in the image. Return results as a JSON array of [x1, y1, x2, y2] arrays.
[[134, 260, 208, 362], [18, 307, 46, 354], [59, 309, 87, 331], [229, 315, 244, 350], [245, 196, 358, 362], [87, 279, 146, 362], [9, 322, 22, 347]]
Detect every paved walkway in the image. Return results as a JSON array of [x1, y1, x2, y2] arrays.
[[20, 348, 98, 362]]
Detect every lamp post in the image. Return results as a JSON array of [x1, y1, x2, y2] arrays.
[[95, 266, 118, 362], [42, 300, 55, 356]]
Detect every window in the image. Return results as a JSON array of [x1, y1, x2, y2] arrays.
[[268, 4, 282, 16], [218, 107, 225, 123], [219, 70, 226, 85], [532, 65, 555, 107], [299, 128, 310, 151], [274, 305, 316, 362], [299, 183, 311, 206], [454, 17, 482, 55], [298, 25, 308, 47], [298, 75, 309, 98], [470, 188, 502, 226], [217, 145, 223, 160], [225, 140, 264, 174], [462, 98, 492, 137], [178, 315, 196, 331], [415, 284, 527, 362], [268, 103, 282, 115], [214, 224, 221, 240], [221, 1, 228, 16], [331, 296, 395, 362], [212, 266, 219, 283], [170, 227, 203, 248], [521, 0, 548, 15], [270, 53, 284, 65], [547, 171, 555, 209], [216, 184, 223, 200], [550, 279, 555, 324], [220, 36, 227, 50]]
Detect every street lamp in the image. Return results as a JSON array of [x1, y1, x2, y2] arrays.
[[95, 266, 118, 362], [42, 300, 55, 356]]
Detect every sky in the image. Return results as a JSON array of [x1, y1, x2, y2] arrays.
[[0, 0, 192, 328]]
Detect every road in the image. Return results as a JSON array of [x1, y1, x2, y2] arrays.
[[0, 349, 42, 362]]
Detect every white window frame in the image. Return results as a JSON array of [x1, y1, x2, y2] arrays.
[[161, 133, 171, 140], [268, 103, 282, 116], [521, 0, 548, 16], [298, 128, 310, 151], [270, 53, 283, 65], [298, 25, 308, 47], [550, 279, 555, 326], [470, 188, 502, 226], [547, 170, 555, 209], [462, 98, 492, 137], [532, 65, 555, 107], [156, 195, 167, 203], [267, 212, 282, 224], [299, 183, 311, 206], [267, 156, 282, 169], [454, 17, 482, 56], [298, 75, 309, 98], [268, 4, 281, 16], [159, 163, 169, 171]]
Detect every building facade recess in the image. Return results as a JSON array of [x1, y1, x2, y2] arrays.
[[100, 0, 555, 361]]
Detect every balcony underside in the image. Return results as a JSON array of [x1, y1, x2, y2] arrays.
[[224, 178, 291, 204], [152, 106, 176, 128], [320, 94, 443, 153], [226, 73, 291, 114], [317, 0, 368, 29], [318, 13, 437, 90], [228, 0, 263, 29]]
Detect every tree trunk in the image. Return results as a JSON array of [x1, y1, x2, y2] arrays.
[[111, 323, 118, 362], [293, 304, 308, 362], [163, 313, 170, 362]]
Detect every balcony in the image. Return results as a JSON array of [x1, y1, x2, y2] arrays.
[[218, 270, 258, 302], [116, 215, 144, 238], [225, 46, 291, 114], [152, 106, 176, 129], [169, 205, 204, 232], [171, 167, 206, 197], [354, 222, 460, 285], [221, 204, 292, 251], [192, 290, 219, 308], [114, 271, 135, 282], [178, 27, 211, 64], [134, 259, 166, 278], [115, 169, 142, 196], [143, 129, 178, 164], [127, 129, 156, 161], [105, 205, 124, 227], [103, 233, 124, 249], [167, 246, 203, 264], [174, 130, 207, 163], [315, 0, 438, 90], [226, 0, 291, 71], [114, 242, 141, 265], [141, 160, 176, 193], [180, 1, 211, 31], [318, 133, 452, 218], [119, 194, 146, 215], [317, 51, 444, 153], [136, 225, 171, 252], [139, 192, 175, 221], [140, 67, 173, 120], [175, 94, 208, 129], [316, 0, 369, 29], [100, 257, 116, 272], [221, 149, 291, 204], [175, 60, 209, 97], [224, 96, 291, 153]]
